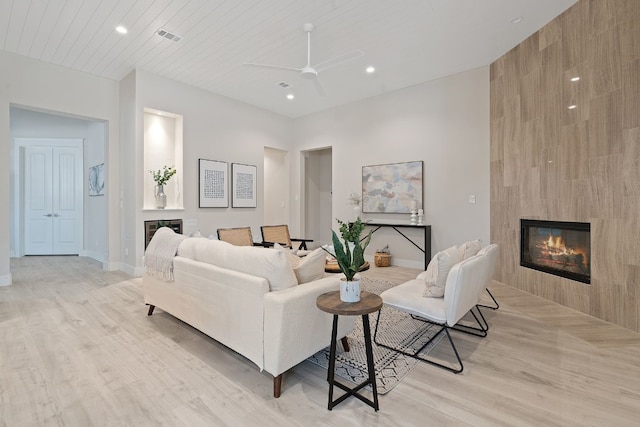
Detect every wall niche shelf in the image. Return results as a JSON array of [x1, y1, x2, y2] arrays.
[[143, 108, 184, 210]]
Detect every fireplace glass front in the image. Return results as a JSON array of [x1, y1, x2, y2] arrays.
[[520, 219, 590, 284]]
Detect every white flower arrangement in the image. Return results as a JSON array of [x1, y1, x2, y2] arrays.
[[347, 192, 361, 207]]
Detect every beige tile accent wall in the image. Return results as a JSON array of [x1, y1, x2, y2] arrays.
[[490, 0, 640, 332]]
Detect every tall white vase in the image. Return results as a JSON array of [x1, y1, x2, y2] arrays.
[[340, 278, 361, 302], [353, 205, 361, 220], [155, 184, 167, 209]]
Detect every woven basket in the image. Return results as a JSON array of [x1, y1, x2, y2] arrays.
[[374, 253, 391, 267]]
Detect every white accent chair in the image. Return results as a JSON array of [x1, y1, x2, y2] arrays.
[[374, 244, 499, 373]]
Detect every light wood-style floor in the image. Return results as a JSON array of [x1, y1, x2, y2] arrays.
[[2, 257, 640, 426]]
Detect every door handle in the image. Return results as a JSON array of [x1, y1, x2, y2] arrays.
[[53, 213, 60, 217], [43, 213, 53, 217]]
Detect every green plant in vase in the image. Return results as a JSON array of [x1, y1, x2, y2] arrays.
[[324, 217, 373, 302], [149, 166, 176, 209], [149, 166, 177, 186]]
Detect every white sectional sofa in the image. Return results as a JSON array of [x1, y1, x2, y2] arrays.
[[142, 237, 355, 397]]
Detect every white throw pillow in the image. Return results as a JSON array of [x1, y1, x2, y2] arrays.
[[292, 247, 326, 284], [274, 242, 301, 268], [458, 239, 482, 260], [275, 243, 326, 284], [423, 245, 461, 298]]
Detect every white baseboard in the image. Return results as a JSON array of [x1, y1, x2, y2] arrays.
[[83, 250, 105, 264], [120, 263, 144, 277], [120, 263, 136, 276], [103, 261, 121, 271], [0, 274, 12, 286], [133, 265, 144, 277]]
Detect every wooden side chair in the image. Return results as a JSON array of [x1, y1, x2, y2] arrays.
[[260, 224, 313, 252], [217, 227, 264, 247]]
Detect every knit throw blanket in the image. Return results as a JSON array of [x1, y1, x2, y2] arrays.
[[144, 227, 186, 281]]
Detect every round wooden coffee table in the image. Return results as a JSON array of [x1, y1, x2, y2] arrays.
[[316, 290, 383, 411]]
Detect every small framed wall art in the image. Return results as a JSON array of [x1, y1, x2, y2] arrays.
[[88, 163, 105, 196], [231, 163, 257, 208], [199, 159, 228, 208]]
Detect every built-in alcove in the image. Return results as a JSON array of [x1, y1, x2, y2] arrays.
[[143, 108, 184, 210]]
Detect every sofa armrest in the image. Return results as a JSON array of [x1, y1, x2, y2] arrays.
[[263, 276, 356, 376]]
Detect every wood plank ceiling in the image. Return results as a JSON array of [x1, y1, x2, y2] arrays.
[[0, 0, 577, 118]]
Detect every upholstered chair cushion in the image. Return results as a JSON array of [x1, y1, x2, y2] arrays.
[[458, 239, 482, 260], [422, 245, 461, 298]]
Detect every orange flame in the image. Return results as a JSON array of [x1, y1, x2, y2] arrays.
[[544, 234, 588, 267]]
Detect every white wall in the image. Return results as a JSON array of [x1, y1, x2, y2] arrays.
[[118, 71, 137, 274], [304, 148, 333, 246], [0, 50, 119, 284], [292, 66, 490, 268], [85, 121, 108, 263], [0, 48, 490, 278], [263, 147, 290, 227], [121, 70, 293, 273]]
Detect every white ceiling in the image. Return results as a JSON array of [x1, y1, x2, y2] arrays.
[[1, 0, 577, 118]]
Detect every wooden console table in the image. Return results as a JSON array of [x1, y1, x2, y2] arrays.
[[364, 223, 431, 270]]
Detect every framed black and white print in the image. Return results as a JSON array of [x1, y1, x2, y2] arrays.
[[199, 159, 228, 208], [231, 163, 257, 208]]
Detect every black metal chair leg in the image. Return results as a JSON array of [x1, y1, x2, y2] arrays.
[[477, 289, 499, 310], [452, 306, 488, 337], [374, 308, 463, 374]]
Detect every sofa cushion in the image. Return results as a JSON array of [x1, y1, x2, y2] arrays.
[[293, 248, 326, 284], [275, 244, 326, 284], [458, 239, 482, 260], [423, 245, 461, 298], [178, 238, 297, 291]]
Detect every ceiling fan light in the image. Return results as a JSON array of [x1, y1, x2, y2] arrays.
[[300, 66, 318, 79]]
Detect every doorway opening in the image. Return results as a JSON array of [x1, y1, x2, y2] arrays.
[[10, 106, 108, 261], [303, 147, 332, 247]]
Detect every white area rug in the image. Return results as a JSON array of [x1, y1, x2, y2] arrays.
[[307, 276, 443, 394]]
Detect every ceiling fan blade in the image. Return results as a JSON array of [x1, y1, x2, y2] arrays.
[[312, 78, 326, 97], [243, 63, 302, 73], [313, 49, 364, 73]]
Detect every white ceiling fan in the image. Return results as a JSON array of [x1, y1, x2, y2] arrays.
[[244, 23, 364, 96]]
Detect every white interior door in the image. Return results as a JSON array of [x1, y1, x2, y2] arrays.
[[24, 145, 83, 255]]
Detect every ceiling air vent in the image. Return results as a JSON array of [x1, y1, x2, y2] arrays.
[[156, 28, 182, 42], [277, 81, 291, 88]]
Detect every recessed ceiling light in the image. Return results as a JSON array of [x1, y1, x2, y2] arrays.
[[115, 25, 128, 34], [568, 104, 577, 109], [286, 94, 294, 100], [511, 16, 524, 24], [366, 66, 375, 74], [570, 76, 580, 82]]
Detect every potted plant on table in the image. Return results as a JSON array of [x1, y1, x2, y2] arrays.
[[149, 166, 176, 209], [324, 217, 373, 302]]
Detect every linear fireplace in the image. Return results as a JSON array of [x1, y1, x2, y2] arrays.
[[520, 219, 591, 284]]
